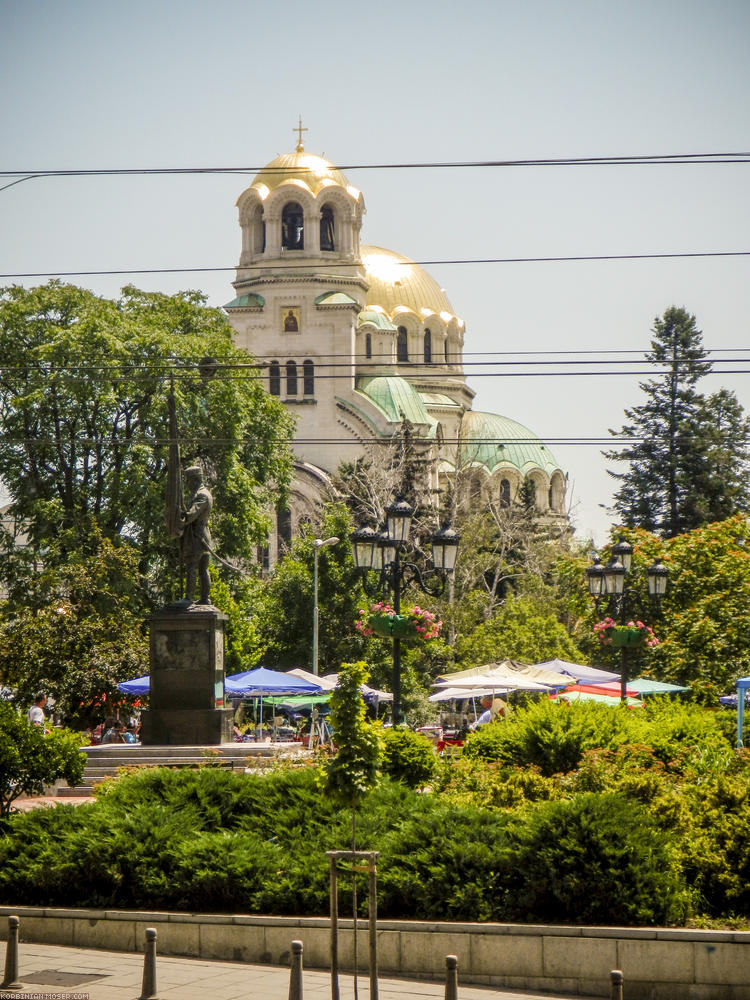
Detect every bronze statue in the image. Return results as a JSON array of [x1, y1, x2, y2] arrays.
[[165, 384, 213, 606], [180, 466, 213, 605]]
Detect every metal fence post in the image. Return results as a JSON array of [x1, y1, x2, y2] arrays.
[[444, 954, 458, 1000], [288, 940, 303, 1000], [610, 969, 624, 1000], [1, 915, 21, 991], [138, 927, 158, 1000]]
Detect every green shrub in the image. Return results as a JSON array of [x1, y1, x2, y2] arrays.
[[464, 699, 631, 775], [681, 768, 750, 916], [435, 756, 557, 809], [0, 702, 85, 817], [501, 793, 690, 925], [381, 728, 437, 788]]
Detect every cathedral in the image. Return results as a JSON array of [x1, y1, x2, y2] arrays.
[[225, 132, 567, 559]]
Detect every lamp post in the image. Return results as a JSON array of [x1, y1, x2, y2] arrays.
[[312, 536, 340, 675], [350, 498, 459, 725], [586, 537, 667, 702]]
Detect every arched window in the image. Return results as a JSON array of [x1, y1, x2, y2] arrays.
[[365, 332, 372, 359], [500, 478, 511, 506], [444, 337, 449, 363], [282, 202, 304, 250], [424, 328, 432, 364], [320, 205, 335, 251], [277, 507, 292, 553], [286, 360, 298, 395], [303, 359, 314, 396], [269, 360, 280, 396], [397, 326, 409, 363]]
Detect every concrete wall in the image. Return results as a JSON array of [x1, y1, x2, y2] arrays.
[[1, 907, 748, 1000]]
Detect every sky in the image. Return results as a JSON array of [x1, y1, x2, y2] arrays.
[[1, 0, 748, 544]]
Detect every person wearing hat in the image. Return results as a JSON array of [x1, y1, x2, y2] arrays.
[[180, 465, 213, 605]]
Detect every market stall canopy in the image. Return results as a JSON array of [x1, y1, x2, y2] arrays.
[[287, 668, 337, 690], [532, 659, 620, 685], [117, 675, 150, 696], [553, 689, 644, 708], [320, 672, 394, 703], [225, 667, 323, 697], [627, 678, 690, 696], [434, 672, 550, 692], [565, 682, 640, 699], [428, 686, 503, 703], [437, 658, 569, 687]]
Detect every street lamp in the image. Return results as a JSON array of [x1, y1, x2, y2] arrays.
[[351, 499, 460, 725], [312, 536, 340, 675], [586, 536, 667, 702]]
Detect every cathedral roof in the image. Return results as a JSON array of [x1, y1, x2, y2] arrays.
[[460, 410, 562, 477], [355, 376, 437, 434], [250, 151, 360, 200], [361, 246, 461, 324]]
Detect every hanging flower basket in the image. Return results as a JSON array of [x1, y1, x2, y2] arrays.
[[356, 602, 442, 642], [594, 617, 659, 649], [367, 613, 414, 639], [611, 627, 645, 647]]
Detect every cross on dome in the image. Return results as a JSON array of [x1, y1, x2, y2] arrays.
[[293, 116, 308, 153]]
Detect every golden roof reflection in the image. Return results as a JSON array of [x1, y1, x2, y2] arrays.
[[361, 245, 457, 321], [251, 151, 359, 199]]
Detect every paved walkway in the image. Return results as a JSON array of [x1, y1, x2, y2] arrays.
[[2, 942, 590, 1000]]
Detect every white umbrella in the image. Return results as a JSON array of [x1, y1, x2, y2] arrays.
[[428, 686, 503, 702], [433, 673, 550, 692]]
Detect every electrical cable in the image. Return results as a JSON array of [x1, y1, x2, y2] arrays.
[[2, 249, 749, 280]]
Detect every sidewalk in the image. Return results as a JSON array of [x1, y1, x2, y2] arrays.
[[2, 942, 593, 1000]]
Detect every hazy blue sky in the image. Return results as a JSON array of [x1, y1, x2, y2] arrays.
[[2, 0, 748, 542]]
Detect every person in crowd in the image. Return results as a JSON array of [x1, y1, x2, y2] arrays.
[[27, 693, 47, 727]]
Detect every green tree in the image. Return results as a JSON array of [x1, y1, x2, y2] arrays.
[[0, 281, 294, 601], [606, 306, 749, 537], [0, 702, 85, 818], [453, 592, 585, 668], [0, 522, 149, 720], [321, 660, 383, 812], [653, 515, 750, 693], [253, 504, 373, 672]]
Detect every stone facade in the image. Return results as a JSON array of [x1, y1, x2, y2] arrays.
[[225, 138, 568, 549]]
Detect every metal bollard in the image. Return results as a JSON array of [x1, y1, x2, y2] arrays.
[[288, 939, 304, 1000], [444, 954, 458, 1000], [1, 915, 22, 991], [138, 927, 159, 1000], [610, 969, 624, 1000]]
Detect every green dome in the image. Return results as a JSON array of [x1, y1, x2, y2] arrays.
[[355, 376, 436, 433], [460, 410, 561, 476], [357, 309, 398, 331]]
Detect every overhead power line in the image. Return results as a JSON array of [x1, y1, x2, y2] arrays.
[[1, 150, 749, 179], [1, 150, 748, 193], [2, 249, 749, 281]]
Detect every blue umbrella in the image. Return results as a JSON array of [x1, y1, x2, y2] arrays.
[[225, 667, 323, 697], [225, 667, 324, 740], [118, 675, 150, 696]]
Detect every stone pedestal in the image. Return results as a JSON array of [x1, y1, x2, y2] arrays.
[[140, 605, 233, 746]]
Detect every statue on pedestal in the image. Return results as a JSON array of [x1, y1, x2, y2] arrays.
[[165, 384, 213, 607]]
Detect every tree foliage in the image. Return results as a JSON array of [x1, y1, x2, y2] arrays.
[[0, 281, 295, 600], [0, 521, 148, 719], [321, 661, 382, 810], [606, 306, 750, 537], [0, 703, 85, 817]]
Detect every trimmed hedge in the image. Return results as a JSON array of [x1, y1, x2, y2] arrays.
[[0, 765, 688, 925]]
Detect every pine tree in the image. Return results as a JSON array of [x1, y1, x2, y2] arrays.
[[605, 307, 749, 537]]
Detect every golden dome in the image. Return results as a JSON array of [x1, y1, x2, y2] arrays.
[[361, 246, 459, 323], [251, 151, 360, 200]]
